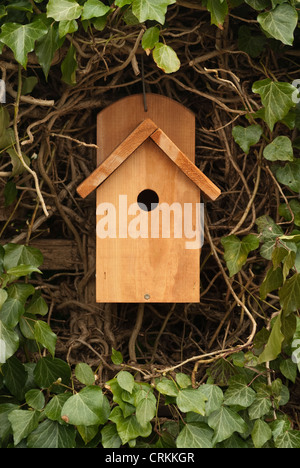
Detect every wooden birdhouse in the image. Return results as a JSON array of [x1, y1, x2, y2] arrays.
[[77, 94, 220, 303]]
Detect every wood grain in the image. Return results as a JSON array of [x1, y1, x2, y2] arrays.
[[96, 139, 200, 303], [97, 94, 196, 165], [151, 128, 221, 201], [77, 118, 157, 199]]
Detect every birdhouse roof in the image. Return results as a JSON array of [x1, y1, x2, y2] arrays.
[[77, 118, 221, 201]]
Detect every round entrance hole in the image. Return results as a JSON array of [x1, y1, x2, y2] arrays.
[[137, 189, 159, 212]]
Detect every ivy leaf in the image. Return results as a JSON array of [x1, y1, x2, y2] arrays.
[[257, 4, 298, 46], [275, 430, 300, 448], [176, 388, 207, 415], [263, 136, 294, 162], [25, 389, 45, 411], [135, 397, 156, 427], [208, 406, 247, 445], [260, 266, 283, 300], [0, 289, 8, 310], [27, 419, 76, 448], [0, 320, 19, 364], [61, 44, 77, 85], [117, 371, 135, 394], [176, 423, 213, 449], [101, 424, 122, 448], [35, 22, 62, 79], [44, 394, 72, 422], [238, 26, 266, 58], [232, 124, 263, 154], [258, 312, 284, 364], [75, 363, 95, 386], [3, 244, 43, 270], [132, 0, 175, 24], [0, 21, 48, 68], [34, 356, 71, 390], [8, 410, 40, 446], [275, 160, 300, 193], [46, 0, 82, 21], [142, 26, 160, 53], [61, 386, 110, 426], [279, 273, 300, 316], [198, 384, 224, 416], [34, 321, 57, 357], [221, 234, 259, 276], [206, 0, 228, 28], [153, 43, 180, 74], [251, 419, 272, 448], [223, 376, 256, 409], [81, 0, 111, 20], [252, 79, 296, 131], [279, 200, 300, 227]]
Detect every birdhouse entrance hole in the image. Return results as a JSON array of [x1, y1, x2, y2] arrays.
[[137, 189, 159, 212]]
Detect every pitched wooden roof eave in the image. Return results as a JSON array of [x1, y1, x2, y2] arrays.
[[76, 118, 221, 201]]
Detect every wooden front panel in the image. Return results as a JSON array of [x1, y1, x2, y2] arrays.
[[96, 140, 200, 303]]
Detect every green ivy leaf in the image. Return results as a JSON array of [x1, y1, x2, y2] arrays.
[[117, 371, 135, 394], [208, 406, 247, 445], [198, 384, 224, 416], [238, 26, 267, 58], [0, 320, 19, 364], [3, 244, 43, 270], [251, 419, 272, 448], [275, 430, 300, 448], [263, 136, 294, 162], [252, 79, 296, 131], [101, 423, 122, 448], [156, 378, 179, 397], [223, 375, 256, 408], [109, 406, 152, 445], [25, 389, 45, 411], [81, 0, 110, 20], [176, 423, 213, 448], [260, 266, 283, 300], [258, 313, 284, 364], [34, 356, 71, 390], [206, 0, 228, 28], [152, 43, 180, 74], [279, 273, 300, 316], [257, 4, 298, 46], [142, 26, 160, 52], [176, 388, 207, 415], [44, 393, 72, 421], [61, 44, 78, 85], [75, 363, 95, 386], [2, 356, 27, 400], [221, 234, 259, 276], [35, 22, 62, 79], [279, 200, 300, 227], [132, 0, 175, 24], [0, 20, 48, 68], [27, 419, 76, 448], [275, 160, 300, 193], [111, 348, 123, 365], [8, 409, 40, 445], [61, 386, 110, 426], [0, 289, 8, 310], [47, 0, 82, 22], [135, 397, 156, 427], [232, 124, 263, 154], [34, 321, 57, 357]]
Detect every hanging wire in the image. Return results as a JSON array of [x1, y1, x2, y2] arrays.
[[141, 55, 148, 112]]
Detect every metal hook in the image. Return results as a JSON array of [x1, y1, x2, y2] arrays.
[[141, 55, 148, 113]]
